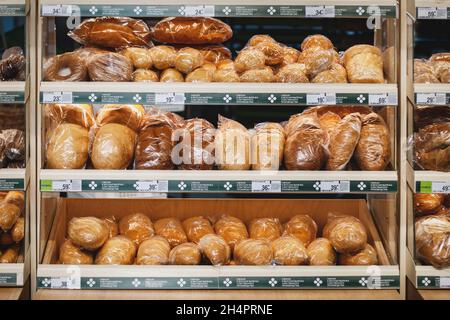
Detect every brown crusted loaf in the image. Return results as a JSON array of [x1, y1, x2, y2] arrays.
[[414, 194, 445, 216], [136, 236, 171, 265], [0, 202, 20, 232], [415, 122, 450, 172], [354, 113, 391, 171], [415, 215, 450, 268], [234, 239, 273, 265], [249, 218, 282, 241], [303, 106, 373, 119], [151, 17, 232, 45], [275, 63, 309, 83], [154, 218, 187, 248], [67, 217, 109, 250], [175, 47, 204, 74], [43, 52, 88, 82], [301, 34, 334, 51], [343, 45, 384, 83], [307, 238, 337, 266], [198, 234, 231, 266], [338, 243, 378, 266], [251, 122, 285, 170], [182, 216, 214, 244], [326, 113, 362, 170], [318, 111, 341, 134], [214, 216, 248, 250], [135, 111, 179, 170], [95, 236, 136, 265], [119, 213, 154, 246], [283, 215, 317, 246], [430, 52, 450, 83], [69, 17, 152, 49], [240, 67, 274, 83], [414, 106, 450, 130], [271, 236, 308, 265], [312, 63, 348, 83], [283, 112, 329, 170], [323, 215, 367, 254], [414, 59, 440, 83], [87, 52, 133, 82], [44, 104, 94, 129], [178, 118, 215, 170], [234, 47, 266, 73], [59, 239, 94, 264], [169, 243, 201, 265], [196, 45, 232, 63]]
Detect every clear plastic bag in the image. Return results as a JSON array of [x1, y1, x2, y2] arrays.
[[214, 215, 249, 250], [0, 129, 25, 167], [95, 236, 136, 265], [154, 217, 187, 248], [283, 112, 329, 170], [430, 52, 450, 83], [354, 113, 391, 171], [174, 47, 204, 74], [283, 215, 317, 246], [151, 17, 232, 45], [169, 242, 201, 265], [250, 122, 285, 170], [215, 115, 250, 170], [306, 238, 337, 266], [234, 239, 273, 265], [271, 236, 308, 265], [343, 45, 384, 83], [87, 52, 133, 82], [136, 236, 171, 265], [248, 217, 282, 241], [182, 216, 214, 244], [338, 243, 378, 266], [275, 63, 309, 83], [414, 58, 440, 83], [67, 217, 109, 250], [414, 122, 450, 172], [69, 17, 152, 49], [322, 214, 368, 254], [0, 47, 25, 81], [59, 239, 94, 265], [414, 193, 445, 216], [415, 106, 450, 130], [326, 113, 362, 170], [415, 214, 450, 268], [198, 234, 231, 266], [118, 213, 154, 246]]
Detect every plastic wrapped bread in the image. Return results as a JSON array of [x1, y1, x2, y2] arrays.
[[338, 243, 378, 266], [251, 122, 285, 170], [283, 215, 317, 246], [430, 52, 450, 83], [182, 216, 214, 244], [198, 234, 231, 266], [414, 59, 440, 83], [87, 52, 133, 82], [95, 236, 136, 265], [119, 213, 154, 246], [318, 111, 341, 134], [214, 216, 248, 250], [59, 239, 94, 264], [120, 47, 153, 69], [414, 106, 450, 130], [92, 105, 145, 170], [326, 113, 362, 170], [271, 236, 308, 265], [283, 112, 329, 170], [234, 239, 273, 265], [414, 122, 450, 172], [67, 217, 109, 250], [240, 67, 274, 83], [103, 216, 119, 238], [298, 48, 337, 78], [68, 17, 152, 49], [415, 215, 450, 268], [136, 236, 171, 265], [312, 63, 348, 83], [255, 40, 284, 66], [175, 47, 205, 74], [307, 238, 337, 266], [301, 34, 334, 51], [43, 52, 88, 82], [248, 218, 282, 241], [234, 47, 266, 73], [154, 217, 187, 248], [275, 63, 309, 83], [151, 17, 232, 45], [323, 215, 368, 254], [215, 115, 250, 170], [0, 244, 19, 263], [414, 194, 445, 216], [169, 243, 201, 265], [343, 45, 384, 83], [148, 46, 177, 70], [354, 113, 391, 171], [132, 69, 159, 82], [0, 202, 20, 232], [213, 60, 240, 82]]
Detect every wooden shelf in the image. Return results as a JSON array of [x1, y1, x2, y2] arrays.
[[0, 287, 25, 300], [39, 169, 398, 193], [39, 82, 399, 106], [39, 0, 397, 18]]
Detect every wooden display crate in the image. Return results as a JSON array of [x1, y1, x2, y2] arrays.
[[38, 198, 399, 290]]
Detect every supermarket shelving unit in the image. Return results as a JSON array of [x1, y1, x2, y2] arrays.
[[404, 0, 450, 300], [34, 0, 403, 300], [0, 0, 36, 300]]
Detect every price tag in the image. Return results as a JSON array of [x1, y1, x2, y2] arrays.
[[369, 93, 388, 105], [183, 5, 215, 17], [417, 7, 447, 19], [440, 277, 450, 288], [50, 277, 68, 289], [252, 181, 281, 193], [134, 180, 168, 192], [431, 182, 450, 193], [155, 92, 185, 105], [416, 93, 446, 105], [42, 5, 72, 16], [305, 5, 335, 18], [306, 93, 336, 105], [42, 91, 73, 104], [52, 180, 82, 192], [319, 181, 350, 193]]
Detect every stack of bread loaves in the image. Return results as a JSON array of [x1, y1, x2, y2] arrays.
[[59, 212, 378, 266], [413, 194, 450, 268], [414, 53, 450, 83], [0, 191, 25, 263]]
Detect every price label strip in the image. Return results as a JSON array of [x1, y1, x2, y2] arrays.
[[416, 93, 446, 105], [431, 182, 450, 194], [41, 5, 73, 16], [417, 7, 448, 19], [251, 181, 281, 193], [318, 181, 350, 193], [306, 93, 336, 105], [182, 5, 215, 17], [45, 180, 82, 192], [305, 5, 335, 18], [440, 277, 450, 288], [134, 180, 169, 192], [42, 91, 73, 104], [369, 93, 398, 106], [155, 92, 185, 105]]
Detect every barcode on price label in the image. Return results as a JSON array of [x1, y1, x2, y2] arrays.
[[431, 182, 450, 193], [42, 5, 73, 16], [52, 180, 82, 192], [320, 181, 350, 193], [416, 93, 446, 105], [134, 180, 168, 192], [42, 92, 73, 104], [440, 277, 450, 288], [183, 5, 215, 17], [417, 7, 447, 19], [306, 93, 336, 105], [305, 6, 335, 18], [252, 181, 281, 192], [155, 93, 185, 105]]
